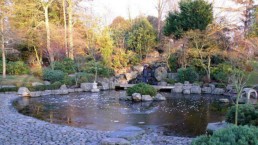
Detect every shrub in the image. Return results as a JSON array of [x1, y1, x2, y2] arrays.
[[177, 67, 199, 83], [192, 125, 258, 145], [30, 64, 43, 77], [76, 72, 95, 84], [127, 83, 157, 96], [226, 104, 258, 126], [7, 61, 30, 75], [52, 58, 76, 74], [82, 61, 114, 78], [0, 87, 18, 92], [168, 55, 179, 72], [27, 82, 62, 91], [61, 76, 75, 86], [211, 63, 233, 83], [43, 68, 67, 83]]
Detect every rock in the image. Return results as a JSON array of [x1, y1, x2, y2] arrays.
[[154, 67, 167, 81], [68, 89, 75, 93], [108, 126, 145, 141], [125, 71, 138, 81], [184, 81, 190, 85], [209, 84, 216, 91], [183, 89, 191, 95], [74, 88, 83, 92], [191, 85, 201, 94], [141, 95, 153, 101], [91, 82, 100, 93], [53, 89, 68, 95], [212, 88, 225, 95], [30, 91, 42, 97], [202, 87, 212, 94], [183, 84, 192, 90], [146, 51, 159, 58], [43, 81, 51, 85], [101, 138, 131, 145], [154, 93, 166, 101], [31, 82, 44, 87], [158, 81, 167, 86], [167, 73, 178, 80], [115, 75, 128, 85], [206, 122, 229, 134], [80, 83, 93, 91], [17, 87, 31, 97], [172, 83, 183, 93], [132, 93, 141, 102], [132, 65, 144, 73], [60, 84, 67, 90], [99, 82, 110, 90], [41, 90, 52, 96], [219, 98, 229, 103]]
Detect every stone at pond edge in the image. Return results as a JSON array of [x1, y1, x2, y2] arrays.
[[18, 87, 31, 97], [154, 67, 168, 81], [80, 83, 93, 91], [212, 88, 225, 95], [154, 93, 166, 101], [202, 87, 212, 94], [172, 83, 183, 93], [101, 138, 131, 145], [206, 122, 230, 134], [30, 91, 42, 97], [108, 126, 145, 141], [191, 85, 201, 94], [141, 95, 153, 101], [132, 93, 141, 102], [31, 82, 44, 87], [219, 98, 229, 103], [183, 89, 191, 95]]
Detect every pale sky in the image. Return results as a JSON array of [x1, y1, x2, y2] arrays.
[[80, 0, 258, 25]]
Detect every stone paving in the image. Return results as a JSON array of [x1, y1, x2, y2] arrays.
[[0, 94, 192, 145]]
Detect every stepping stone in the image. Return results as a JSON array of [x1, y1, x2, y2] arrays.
[[101, 138, 131, 145], [108, 126, 145, 141]]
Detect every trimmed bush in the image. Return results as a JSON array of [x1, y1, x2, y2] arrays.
[[226, 104, 258, 126], [192, 125, 258, 145], [7, 61, 30, 75], [211, 63, 233, 83], [82, 61, 114, 78], [43, 68, 67, 83], [27, 81, 62, 91], [76, 72, 95, 84], [53, 58, 76, 74], [177, 67, 199, 83], [127, 83, 157, 96]]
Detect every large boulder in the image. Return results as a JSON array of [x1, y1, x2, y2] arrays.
[[212, 88, 225, 95], [191, 85, 201, 94], [60, 84, 67, 90], [154, 67, 167, 81], [141, 95, 153, 101], [132, 65, 144, 73], [101, 138, 131, 145], [43, 81, 51, 85], [132, 93, 141, 102], [125, 71, 138, 81], [18, 87, 31, 97], [80, 83, 93, 91], [183, 89, 191, 95], [202, 87, 212, 94], [53, 89, 68, 95], [172, 83, 183, 93], [209, 84, 216, 91], [30, 91, 42, 97], [153, 93, 166, 101]]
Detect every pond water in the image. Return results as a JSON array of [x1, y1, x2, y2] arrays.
[[14, 91, 231, 137]]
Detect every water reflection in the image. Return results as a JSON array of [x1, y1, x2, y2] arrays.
[[14, 91, 230, 137]]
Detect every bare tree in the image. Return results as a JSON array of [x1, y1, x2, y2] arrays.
[[62, 0, 68, 57], [67, 0, 74, 60], [155, 0, 168, 40]]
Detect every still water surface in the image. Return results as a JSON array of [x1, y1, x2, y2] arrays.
[[14, 91, 230, 137]]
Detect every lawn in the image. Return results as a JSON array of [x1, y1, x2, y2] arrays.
[[247, 60, 258, 86], [0, 75, 43, 87]]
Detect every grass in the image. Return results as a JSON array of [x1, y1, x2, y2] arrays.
[[246, 60, 258, 86], [0, 75, 43, 87]]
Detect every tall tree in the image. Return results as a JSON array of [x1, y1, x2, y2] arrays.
[[41, 0, 55, 64], [62, 0, 68, 57], [155, 0, 168, 40], [67, 0, 74, 60], [164, 0, 213, 39]]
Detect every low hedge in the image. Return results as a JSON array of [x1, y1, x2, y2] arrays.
[[127, 83, 157, 96], [191, 125, 258, 145]]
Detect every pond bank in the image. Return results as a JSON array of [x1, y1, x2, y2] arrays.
[[0, 93, 192, 145]]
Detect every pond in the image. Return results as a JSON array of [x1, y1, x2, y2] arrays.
[[14, 91, 231, 137]]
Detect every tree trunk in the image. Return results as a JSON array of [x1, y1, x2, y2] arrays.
[[43, 6, 54, 64], [68, 0, 74, 60], [207, 55, 211, 82], [0, 17, 6, 79], [62, 0, 68, 57]]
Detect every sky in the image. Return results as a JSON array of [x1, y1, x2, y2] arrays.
[[80, 0, 258, 25]]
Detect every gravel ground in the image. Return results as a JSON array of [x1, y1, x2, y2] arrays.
[[0, 94, 192, 145]]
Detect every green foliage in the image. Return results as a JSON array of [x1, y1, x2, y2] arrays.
[[81, 61, 114, 78], [27, 82, 62, 91], [192, 125, 258, 145], [164, 0, 213, 38], [126, 18, 157, 59], [53, 58, 76, 74], [226, 104, 258, 126], [0, 87, 19, 92], [177, 67, 199, 83], [211, 63, 233, 83], [76, 72, 95, 84], [43, 68, 67, 83], [127, 83, 157, 96], [168, 55, 179, 72], [7, 61, 30, 75], [61, 76, 75, 86]]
